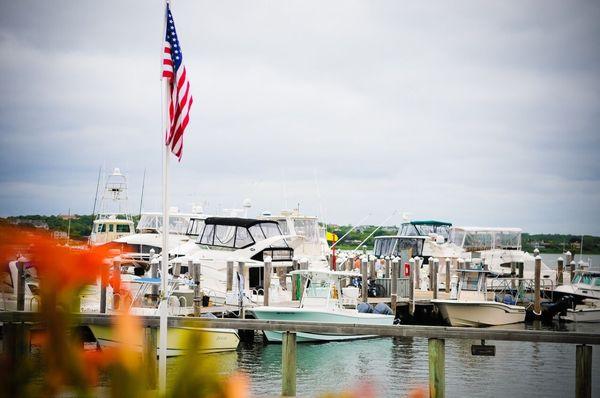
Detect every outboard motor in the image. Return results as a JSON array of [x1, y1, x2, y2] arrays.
[[357, 302, 373, 313]]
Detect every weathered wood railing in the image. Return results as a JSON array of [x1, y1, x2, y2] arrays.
[[1, 312, 598, 398]]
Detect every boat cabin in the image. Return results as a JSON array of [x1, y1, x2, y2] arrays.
[[453, 269, 493, 301], [136, 212, 194, 235], [198, 217, 294, 262], [90, 216, 135, 246], [449, 227, 522, 252], [373, 220, 452, 258], [291, 270, 360, 310], [397, 220, 452, 240]]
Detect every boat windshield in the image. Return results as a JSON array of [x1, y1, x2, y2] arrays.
[[185, 218, 205, 237], [137, 214, 190, 234], [305, 280, 331, 298], [572, 274, 593, 285], [293, 219, 320, 243], [374, 237, 424, 258], [398, 222, 451, 239], [450, 228, 521, 251], [198, 221, 288, 249]]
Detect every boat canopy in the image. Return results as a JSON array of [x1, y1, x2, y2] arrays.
[[198, 217, 287, 250], [450, 227, 522, 251], [136, 212, 193, 235], [373, 236, 427, 258], [397, 221, 452, 240]]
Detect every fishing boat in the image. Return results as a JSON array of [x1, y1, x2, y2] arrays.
[[252, 269, 395, 342], [89, 168, 135, 246], [87, 277, 239, 356], [432, 269, 526, 327], [560, 299, 600, 323], [553, 270, 600, 304]]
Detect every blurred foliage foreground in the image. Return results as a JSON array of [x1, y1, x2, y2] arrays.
[[0, 226, 247, 398]]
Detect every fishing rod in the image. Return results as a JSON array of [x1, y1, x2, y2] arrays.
[[91, 166, 102, 219], [330, 213, 372, 249], [138, 168, 146, 219], [352, 210, 398, 252]]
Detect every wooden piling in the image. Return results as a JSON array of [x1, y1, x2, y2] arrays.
[[445, 258, 451, 293], [557, 257, 564, 286], [192, 261, 202, 317], [150, 254, 159, 304], [465, 259, 471, 270], [432, 259, 439, 300], [391, 257, 399, 298], [16, 259, 25, 311], [428, 338, 445, 398], [281, 331, 297, 397], [510, 262, 517, 290], [385, 256, 391, 278], [173, 261, 181, 277], [112, 257, 121, 310], [534, 256, 542, 315], [238, 261, 246, 318], [409, 258, 415, 316], [576, 344, 592, 398], [570, 261, 576, 282], [226, 259, 234, 292], [100, 263, 107, 314], [368, 257, 376, 279], [414, 257, 421, 290], [264, 256, 272, 306], [143, 327, 158, 390], [361, 258, 368, 303], [291, 258, 299, 301]]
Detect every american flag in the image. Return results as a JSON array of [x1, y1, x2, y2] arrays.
[[162, 4, 193, 161]]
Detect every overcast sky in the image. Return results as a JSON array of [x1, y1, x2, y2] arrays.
[[0, 1, 598, 234]]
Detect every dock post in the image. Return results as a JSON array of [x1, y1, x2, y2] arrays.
[[111, 257, 122, 310], [409, 257, 415, 316], [361, 257, 368, 303], [534, 256, 542, 315], [385, 256, 391, 278], [150, 250, 159, 304], [576, 344, 592, 398], [299, 258, 309, 301], [566, 251, 572, 267], [291, 258, 299, 300], [432, 258, 439, 300], [264, 256, 272, 306], [510, 262, 516, 290], [570, 261, 576, 283], [445, 258, 451, 293], [428, 258, 435, 291], [16, 258, 25, 311], [282, 331, 297, 397], [226, 259, 234, 292], [414, 257, 421, 290], [100, 261, 108, 313], [143, 327, 158, 390], [173, 261, 181, 277], [391, 257, 399, 315], [428, 338, 445, 398], [238, 261, 246, 318], [192, 261, 202, 317], [368, 256, 376, 279], [557, 257, 564, 286]]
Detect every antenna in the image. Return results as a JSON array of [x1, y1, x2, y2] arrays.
[[138, 168, 147, 218], [91, 166, 102, 219], [352, 210, 398, 252]]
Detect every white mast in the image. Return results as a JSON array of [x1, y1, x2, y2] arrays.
[[159, 0, 170, 392]]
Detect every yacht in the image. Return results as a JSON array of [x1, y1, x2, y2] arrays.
[[432, 269, 526, 327], [259, 209, 330, 269], [252, 269, 394, 342], [560, 299, 600, 323], [89, 168, 135, 246], [174, 217, 298, 304]]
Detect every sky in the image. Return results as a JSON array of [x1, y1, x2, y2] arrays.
[[0, 1, 599, 234]]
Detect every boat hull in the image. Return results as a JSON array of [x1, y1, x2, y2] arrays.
[[251, 307, 394, 342], [432, 300, 525, 327], [88, 325, 239, 356], [560, 308, 600, 323]]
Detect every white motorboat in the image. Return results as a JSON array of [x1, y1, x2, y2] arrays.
[[432, 269, 525, 327], [252, 269, 395, 342], [553, 270, 600, 304], [560, 299, 600, 323], [88, 277, 239, 356], [89, 168, 135, 246]]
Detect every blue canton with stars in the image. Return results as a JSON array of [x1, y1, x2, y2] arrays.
[[165, 4, 183, 72]]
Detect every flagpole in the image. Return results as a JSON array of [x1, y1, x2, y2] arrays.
[[159, 0, 170, 392]]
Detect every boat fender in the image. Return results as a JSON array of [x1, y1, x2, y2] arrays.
[[357, 302, 373, 313], [373, 302, 393, 315]]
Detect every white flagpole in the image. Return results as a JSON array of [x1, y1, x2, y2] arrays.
[[159, 0, 170, 392]]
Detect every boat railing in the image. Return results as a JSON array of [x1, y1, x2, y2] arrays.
[[488, 276, 554, 304], [374, 277, 410, 298]]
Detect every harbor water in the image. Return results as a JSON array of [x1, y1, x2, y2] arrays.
[[166, 322, 600, 397]]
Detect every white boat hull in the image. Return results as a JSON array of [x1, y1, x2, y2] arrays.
[[432, 300, 525, 327], [560, 308, 600, 323], [252, 307, 394, 342]]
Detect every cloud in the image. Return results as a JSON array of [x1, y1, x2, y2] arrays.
[[0, 1, 599, 235]]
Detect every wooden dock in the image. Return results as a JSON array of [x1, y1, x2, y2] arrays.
[[1, 311, 598, 398]]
